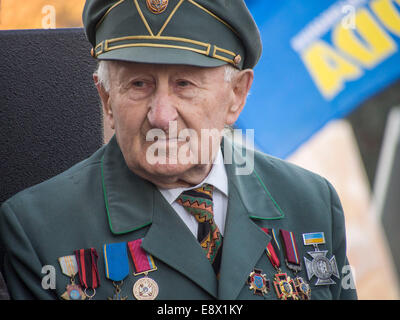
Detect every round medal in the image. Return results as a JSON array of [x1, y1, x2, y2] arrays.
[[312, 255, 334, 280], [280, 280, 293, 295], [133, 277, 159, 300], [69, 288, 82, 300], [60, 283, 86, 300]]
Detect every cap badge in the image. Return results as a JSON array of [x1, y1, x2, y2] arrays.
[[146, 0, 168, 14]]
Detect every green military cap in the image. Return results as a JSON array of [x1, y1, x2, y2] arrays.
[[82, 0, 262, 70]]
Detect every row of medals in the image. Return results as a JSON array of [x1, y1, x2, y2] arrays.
[[62, 272, 159, 301], [247, 232, 340, 300], [247, 267, 311, 300], [61, 232, 337, 300], [59, 249, 159, 301]]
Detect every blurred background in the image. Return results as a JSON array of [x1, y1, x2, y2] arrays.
[[1, 0, 399, 299]]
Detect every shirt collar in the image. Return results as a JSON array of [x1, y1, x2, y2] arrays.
[[158, 148, 228, 204]]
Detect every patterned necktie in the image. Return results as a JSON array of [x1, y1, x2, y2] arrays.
[[177, 184, 223, 276]]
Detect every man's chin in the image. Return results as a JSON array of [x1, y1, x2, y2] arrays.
[[145, 162, 195, 178], [132, 160, 210, 189]]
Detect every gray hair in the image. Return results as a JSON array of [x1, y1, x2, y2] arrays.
[[94, 60, 239, 92], [95, 60, 112, 92]]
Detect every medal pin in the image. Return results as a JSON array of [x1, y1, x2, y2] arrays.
[[74, 248, 100, 299], [58, 255, 86, 300], [262, 228, 299, 300], [303, 232, 340, 286], [128, 239, 159, 300], [280, 229, 311, 300], [104, 242, 130, 300]]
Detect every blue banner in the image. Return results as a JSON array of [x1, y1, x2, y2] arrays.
[[240, 0, 400, 158]]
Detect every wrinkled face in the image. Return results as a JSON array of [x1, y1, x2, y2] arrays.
[[95, 61, 252, 188]]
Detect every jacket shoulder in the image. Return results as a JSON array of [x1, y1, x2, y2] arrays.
[[254, 149, 328, 188], [252, 149, 339, 217], [1, 145, 106, 212]]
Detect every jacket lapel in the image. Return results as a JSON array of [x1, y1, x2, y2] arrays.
[[218, 139, 285, 299], [141, 190, 218, 298], [218, 183, 271, 299], [101, 136, 153, 234]]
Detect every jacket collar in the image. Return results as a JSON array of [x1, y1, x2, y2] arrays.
[[101, 136, 284, 234], [221, 137, 285, 221]]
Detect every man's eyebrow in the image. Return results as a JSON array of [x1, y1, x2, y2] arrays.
[[119, 70, 152, 82], [173, 69, 209, 82]]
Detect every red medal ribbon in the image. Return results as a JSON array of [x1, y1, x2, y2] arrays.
[[280, 229, 301, 271], [128, 239, 157, 275], [266, 242, 280, 270], [261, 228, 281, 271], [74, 248, 100, 289]]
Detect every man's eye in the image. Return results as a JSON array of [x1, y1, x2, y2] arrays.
[[177, 80, 191, 87], [132, 81, 146, 88]]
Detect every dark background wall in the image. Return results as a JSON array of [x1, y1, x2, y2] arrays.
[[0, 28, 102, 205], [0, 28, 103, 299]]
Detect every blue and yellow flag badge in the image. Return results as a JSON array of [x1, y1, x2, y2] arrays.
[[302, 232, 325, 246]]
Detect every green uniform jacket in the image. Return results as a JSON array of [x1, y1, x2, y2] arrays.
[[0, 136, 357, 300]]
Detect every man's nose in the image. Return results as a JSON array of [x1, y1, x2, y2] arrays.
[[147, 84, 178, 132]]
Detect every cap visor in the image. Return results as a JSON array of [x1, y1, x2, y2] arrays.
[[97, 46, 228, 68]]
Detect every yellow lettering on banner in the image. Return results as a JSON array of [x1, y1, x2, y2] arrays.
[[333, 8, 397, 68], [301, 41, 363, 99], [371, 0, 400, 36]]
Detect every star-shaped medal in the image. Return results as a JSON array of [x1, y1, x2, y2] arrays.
[[247, 268, 270, 297], [61, 284, 86, 300]]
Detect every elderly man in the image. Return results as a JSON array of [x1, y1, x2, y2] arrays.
[[0, 0, 356, 300]]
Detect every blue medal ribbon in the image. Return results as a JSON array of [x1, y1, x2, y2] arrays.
[[103, 242, 130, 282]]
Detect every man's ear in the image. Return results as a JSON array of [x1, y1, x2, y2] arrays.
[[93, 73, 114, 130], [226, 69, 254, 125]]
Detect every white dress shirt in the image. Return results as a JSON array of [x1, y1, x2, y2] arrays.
[[158, 148, 228, 237]]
